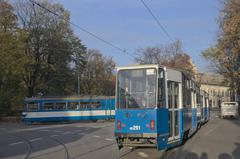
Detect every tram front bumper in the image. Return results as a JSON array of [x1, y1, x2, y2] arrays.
[[115, 133, 160, 149], [115, 132, 158, 138]]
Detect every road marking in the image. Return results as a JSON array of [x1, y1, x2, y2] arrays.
[[30, 138, 42, 142], [13, 124, 77, 133], [105, 138, 113, 141], [9, 141, 24, 146], [93, 135, 100, 138], [54, 130, 63, 133], [93, 126, 105, 129], [63, 131, 73, 135], [138, 152, 149, 158], [0, 128, 7, 131], [50, 135, 59, 137], [40, 130, 49, 132]]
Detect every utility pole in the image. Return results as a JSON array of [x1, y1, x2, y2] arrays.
[[78, 73, 80, 96]]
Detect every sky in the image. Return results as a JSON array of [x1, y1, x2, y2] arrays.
[[56, 0, 220, 72]]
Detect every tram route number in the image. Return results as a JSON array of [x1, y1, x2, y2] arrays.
[[129, 125, 141, 130]]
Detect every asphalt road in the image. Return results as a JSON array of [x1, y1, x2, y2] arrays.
[[0, 121, 129, 159], [0, 110, 239, 159]]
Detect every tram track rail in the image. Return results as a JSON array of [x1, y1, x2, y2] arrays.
[[29, 130, 72, 159], [51, 137, 72, 159], [8, 134, 32, 159], [5, 129, 72, 159]]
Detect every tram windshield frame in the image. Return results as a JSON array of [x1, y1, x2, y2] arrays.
[[116, 67, 165, 109]]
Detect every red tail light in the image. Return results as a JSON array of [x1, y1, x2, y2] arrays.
[[117, 120, 121, 130], [150, 120, 155, 130]]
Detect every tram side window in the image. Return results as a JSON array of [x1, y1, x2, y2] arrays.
[[44, 103, 55, 110], [182, 76, 191, 109], [27, 102, 39, 111], [168, 82, 173, 108], [90, 102, 101, 109], [157, 70, 164, 107], [55, 102, 67, 110], [186, 80, 192, 108], [182, 80, 186, 108], [167, 81, 179, 109], [174, 83, 179, 108], [68, 102, 79, 110], [80, 102, 101, 109], [196, 89, 200, 107]]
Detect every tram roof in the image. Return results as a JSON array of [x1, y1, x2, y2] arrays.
[[25, 95, 115, 102], [116, 64, 184, 73], [116, 64, 161, 71]]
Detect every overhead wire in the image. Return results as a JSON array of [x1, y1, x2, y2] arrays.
[[28, 0, 136, 59], [140, 0, 174, 42]]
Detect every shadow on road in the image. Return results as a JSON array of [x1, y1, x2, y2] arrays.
[[166, 142, 240, 159], [218, 143, 240, 159]]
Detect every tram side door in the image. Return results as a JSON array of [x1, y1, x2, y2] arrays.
[[168, 81, 180, 141]]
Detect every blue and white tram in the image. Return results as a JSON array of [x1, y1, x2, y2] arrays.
[[22, 96, 115, 123], [114, 64, 208, 150]]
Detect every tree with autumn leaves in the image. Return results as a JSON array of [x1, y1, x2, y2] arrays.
[[202, 0, 240, 101]]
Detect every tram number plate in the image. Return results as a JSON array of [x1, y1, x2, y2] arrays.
[[129, 125, 141, 130]]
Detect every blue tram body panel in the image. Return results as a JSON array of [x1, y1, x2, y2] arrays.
[[178, 109, 183, 140], [204, 107, 209, 121], [156, 108, 169, 150], [115, 109, 158, 134], [192, 108, 197, 130], [115, 108, 168, 134], [182, 108, 192, 132], [197, 107, 202, 124]]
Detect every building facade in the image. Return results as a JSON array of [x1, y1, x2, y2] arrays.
[[201, 84, 231, 108], [199, 74, 232, 108]]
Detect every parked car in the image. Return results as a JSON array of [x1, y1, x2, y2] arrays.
[[220, 102, 239, 119]]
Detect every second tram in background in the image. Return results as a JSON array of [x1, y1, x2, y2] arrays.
[[114, 64, 209, 151], [22, 96, 115, 124]]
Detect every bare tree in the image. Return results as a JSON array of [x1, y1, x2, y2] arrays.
[[135, 40, 197, 77]]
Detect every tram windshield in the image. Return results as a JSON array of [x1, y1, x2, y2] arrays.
[[117, 68, 158, 109]]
